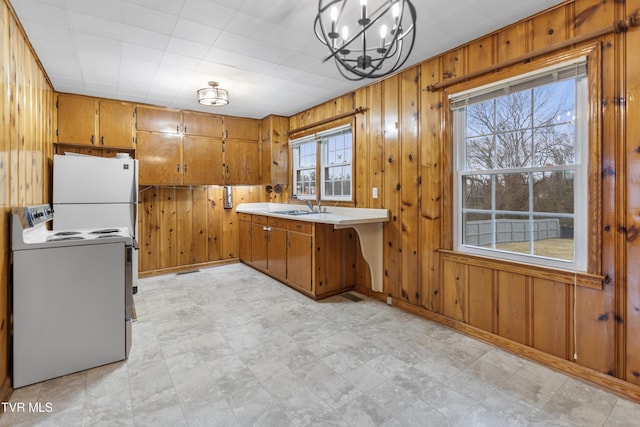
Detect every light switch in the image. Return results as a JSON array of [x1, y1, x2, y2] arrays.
[[372, 187, 378, 199]]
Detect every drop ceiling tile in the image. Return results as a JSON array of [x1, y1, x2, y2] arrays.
[[77, 50, 121, 79], [122, 43, 165, 63], [179, 0, 236, 29], [119, 57, 159, 83], [125, 3, 178, 36], [161, 51, 202, 70], [65, 0, 126, 22], [11, 0, 69, 25], [19, 19, 74, 44], [123, 25, 171, 51], [72, 33, 123, 57], [127, 0, 186, 16], [172, 18, 221, 45], [166, 37, 209, 59], [68, 12, 125, 41]]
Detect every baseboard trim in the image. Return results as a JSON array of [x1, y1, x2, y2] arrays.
[[138, 259, 239, 278], [0, 376, 12, 409]]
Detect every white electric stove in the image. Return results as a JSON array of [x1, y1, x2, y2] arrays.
[[11, 204, 134, 388]]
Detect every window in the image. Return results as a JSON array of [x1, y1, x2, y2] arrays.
[[450, 59, 588, 271], [291, 124, 353, 201]]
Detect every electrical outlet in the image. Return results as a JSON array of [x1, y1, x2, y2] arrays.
[[386, 296, 392, 305], [372, 187, 378, 199]]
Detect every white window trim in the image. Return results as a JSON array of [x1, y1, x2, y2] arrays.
[[451, 59, 589, 272], [290, 124, 353, 202]]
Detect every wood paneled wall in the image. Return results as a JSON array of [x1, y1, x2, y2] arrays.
[[0, 0, 55, 400], [137, 185, 265, 275], [291, 0, 640, 400]]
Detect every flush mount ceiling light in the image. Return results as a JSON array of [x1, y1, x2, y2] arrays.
[[315, 0, 417, 81], [197, 81, 229, 106]]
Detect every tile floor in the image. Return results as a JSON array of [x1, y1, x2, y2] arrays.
[[2, 263, 640, 426]]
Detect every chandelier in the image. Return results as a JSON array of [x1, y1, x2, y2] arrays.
[[197, 81, 229, 106], [314, 0, 417, 81]]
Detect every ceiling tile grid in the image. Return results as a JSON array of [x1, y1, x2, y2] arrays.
[[10, 0, 563, 118]]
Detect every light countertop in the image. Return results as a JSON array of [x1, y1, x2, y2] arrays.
[[236, 203, 389, 226]]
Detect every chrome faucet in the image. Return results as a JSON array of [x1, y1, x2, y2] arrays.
[[293, 194, 315, 212]]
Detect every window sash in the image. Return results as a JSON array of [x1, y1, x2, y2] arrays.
[[291, 124, 353, 201], [452, 60, 588, 272]]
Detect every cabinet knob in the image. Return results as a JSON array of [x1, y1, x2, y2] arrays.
[[91, 135, 95, 145], [176, 163, 180, 172], [176, 125, 180, 133], [101, 136, 105, 146], [184, 163, 188, 173]]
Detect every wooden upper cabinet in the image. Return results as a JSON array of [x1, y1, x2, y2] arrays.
[[136, 105, 181, 134], [57, 94, 98, 145], [183, 136, 223, 185], [183, 111, 224, 137], [224, 139, 260, 185], [260, 115, 289, 186], [223, 116, 259, 140], [137, 132, 182, 185], [57, 94, 134, 148], [99, 100, 135, 148]]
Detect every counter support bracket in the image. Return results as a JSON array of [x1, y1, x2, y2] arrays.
[[334, 222, 384, 293]]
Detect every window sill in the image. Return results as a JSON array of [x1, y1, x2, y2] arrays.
[[437, 249, 605, 290]]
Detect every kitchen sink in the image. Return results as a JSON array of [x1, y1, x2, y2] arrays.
[[272, 209, 316, 216]]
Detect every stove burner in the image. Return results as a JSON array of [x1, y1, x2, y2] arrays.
[[47, 236, 86, 241], [54, 231, 81, 236], [90, 229, 120, 234]]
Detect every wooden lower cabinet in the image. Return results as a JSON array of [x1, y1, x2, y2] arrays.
[[238, 214, 252, 263], [242, 214, 356, 299], [287, 230, 312, 293]]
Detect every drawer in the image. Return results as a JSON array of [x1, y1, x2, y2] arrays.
[[288, 220, 313, 234], [239, 213, 252, 222], [268, 216, 287, 228], [252, 215, 268, 225]]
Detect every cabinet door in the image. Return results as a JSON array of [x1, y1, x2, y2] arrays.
[[183, 136, 223, 185], [137, 132, 182, 185], [238, 220, 252, 262], [223, 116, 259, 140], [251, 223, 268, 270], [99, 100, 135, 148], [224, 139, 260, 184], [268, 227, 287, 280], [183, 111, 223, 137], [287, 231, 312, 292], [260, 115, 289, 185], [57, 94, 98, 145], [136, 106, 181, 134]]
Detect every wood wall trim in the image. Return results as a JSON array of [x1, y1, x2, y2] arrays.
[[355, 285, 640, 403], [424, 14, 637, 92], [0, 376, 11, 409], [287, 107, 367, 138], [138, 259, 239, 278], [438, 249, 605, 290]]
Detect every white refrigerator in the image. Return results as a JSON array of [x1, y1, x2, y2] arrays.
[[53, 153, 139, 287]]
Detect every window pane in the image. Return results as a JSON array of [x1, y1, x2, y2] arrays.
[[493, 214, 531, 255], [533, 216, 574, 261], [533, 123, 575, 167], [496, 90, 533, 132], [463, 212, 492, 247], [533, 170, 574, 213], [533, 80, 575, 127], [495, 173, 529, 212], [466, 101, 495, 137], [495, 130, 533, 168], [462, 175, 491, 210], [465, 136, 494, 170]]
